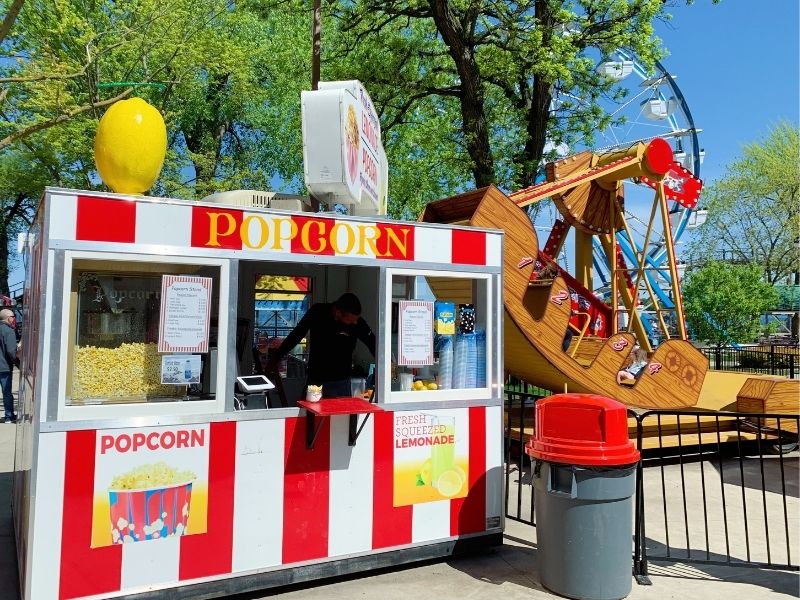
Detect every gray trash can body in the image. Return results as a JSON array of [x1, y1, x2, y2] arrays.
[[533, 460, 637, 600]]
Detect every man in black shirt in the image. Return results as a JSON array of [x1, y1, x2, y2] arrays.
[[268, 293, 375, 398]]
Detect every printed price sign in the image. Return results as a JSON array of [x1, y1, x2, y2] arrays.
[[161, 354, 201, 385], [397, 300, 434, 366]]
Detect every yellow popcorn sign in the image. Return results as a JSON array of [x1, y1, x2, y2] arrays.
[[91, 425, 210, 548], [393, 410, 469, 507]]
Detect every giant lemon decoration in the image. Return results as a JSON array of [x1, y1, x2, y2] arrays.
[[94, 97, 167, 194]]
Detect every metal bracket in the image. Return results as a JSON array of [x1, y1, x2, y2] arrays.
[[306, 412, 374, 449], [349, 413, 373, 446], [306, 413, 326, 450]]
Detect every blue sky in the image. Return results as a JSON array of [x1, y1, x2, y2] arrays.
[[655, 0, 799, 184]]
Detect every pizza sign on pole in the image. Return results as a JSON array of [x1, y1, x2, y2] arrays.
[[301, 80, 388, 215]]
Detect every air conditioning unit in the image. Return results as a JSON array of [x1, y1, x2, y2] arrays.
[[201, 190, 313, 212]]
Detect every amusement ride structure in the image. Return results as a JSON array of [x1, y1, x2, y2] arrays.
[[421, 55, 712, 409], [422, 137, 706, 409]]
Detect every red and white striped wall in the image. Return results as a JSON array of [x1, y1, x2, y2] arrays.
[[45, 192, 502, 268], [27, 406, 502, 600]]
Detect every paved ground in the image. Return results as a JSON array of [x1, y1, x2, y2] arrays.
[[0, 380, 797, 599]]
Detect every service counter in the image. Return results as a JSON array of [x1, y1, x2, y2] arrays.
[[12, 188, 505, 600]]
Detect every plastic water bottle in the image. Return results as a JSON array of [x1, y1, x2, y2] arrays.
[[184, 359, 192, 381]]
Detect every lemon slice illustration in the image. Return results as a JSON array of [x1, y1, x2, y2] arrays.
[[436, 469, 464, 498], [94, 97, 167, 194], [419, 459, 433, 486]]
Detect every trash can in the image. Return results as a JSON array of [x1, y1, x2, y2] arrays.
[[526, 394, 640, 600]]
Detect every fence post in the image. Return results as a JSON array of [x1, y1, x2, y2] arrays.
[[791, 354, 795, 379], [632, 412, 651, 585], [715, 346, 721, 370], [770, 345, 776, 375]]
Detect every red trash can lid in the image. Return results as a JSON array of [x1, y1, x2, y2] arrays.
[[525, 394, 640, 466]]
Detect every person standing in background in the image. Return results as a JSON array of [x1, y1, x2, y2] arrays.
[[0, 308, 18, 423]]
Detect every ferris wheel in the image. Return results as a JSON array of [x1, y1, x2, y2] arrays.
[[525, 48, 706, 347], [563, 50, 704, 343], [596, 54, 702, 247]]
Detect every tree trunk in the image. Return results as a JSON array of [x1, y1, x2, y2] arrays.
[[0, 222, 9, 296], [515, 0, 556, 189], [518, 74, 552, 188], [428, 0, 495, 187], [181, 74, 230, 198]]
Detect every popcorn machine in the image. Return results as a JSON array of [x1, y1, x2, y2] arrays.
[[12, 187, 505, 600]]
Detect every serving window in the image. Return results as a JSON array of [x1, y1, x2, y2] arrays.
[[62, 255, 225, 412], [384, 268, 492, 403]]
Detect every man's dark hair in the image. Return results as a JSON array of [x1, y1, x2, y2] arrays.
[[334, 293, 362, 316]]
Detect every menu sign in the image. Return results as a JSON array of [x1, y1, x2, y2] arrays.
[[158, 276, 212, 353], [397, 300, 434, 366]]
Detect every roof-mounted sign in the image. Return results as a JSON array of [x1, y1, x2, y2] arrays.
[[301, 81, 388, 215]]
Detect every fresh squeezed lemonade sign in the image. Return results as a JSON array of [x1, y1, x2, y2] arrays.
[[91, 424, 210, 548], [393, 410, 469, 506]]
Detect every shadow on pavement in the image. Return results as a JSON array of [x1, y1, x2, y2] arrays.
[[0, 471, 21, 600], [446, 538, 543, 592], [709, 455, 799, 498], [643, 537, 799, 596]]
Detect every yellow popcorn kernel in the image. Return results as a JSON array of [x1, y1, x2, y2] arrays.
[[110, 461, 196, 490], [72, 343, 184, 400]]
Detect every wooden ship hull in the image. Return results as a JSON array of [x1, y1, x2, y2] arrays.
[[421, 185, 707, 409]]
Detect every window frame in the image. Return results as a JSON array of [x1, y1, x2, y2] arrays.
[[381, 267, 493, 404], [56, 250, 230, 421]]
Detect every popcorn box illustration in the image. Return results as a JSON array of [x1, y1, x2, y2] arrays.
[[108, 462, 196, 544]]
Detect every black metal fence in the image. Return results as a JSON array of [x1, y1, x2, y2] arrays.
[[630, 410, 799, 580], [504, 389, 800, 579], [700, 345, 798, 378], [503, 388, 544, 525]]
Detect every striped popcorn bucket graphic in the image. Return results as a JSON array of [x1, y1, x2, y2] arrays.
[[109, 481, 193, 544]]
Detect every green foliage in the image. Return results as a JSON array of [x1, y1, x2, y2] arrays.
[[327, 0, 673, 208], [687, 122, 800, 285], [683, 261, 779, 346], [0, 0, 314, 288], [0, 0, 699, 287]]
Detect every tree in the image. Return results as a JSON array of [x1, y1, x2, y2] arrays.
[[687, 123, 800, 286], [0, 0, 312, 289], [326, 0, 675, 216], [683, 261, 779, 346]]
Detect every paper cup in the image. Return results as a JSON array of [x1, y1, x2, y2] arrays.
[[109, 481, 193, 544], [306, 390, 322, 402]]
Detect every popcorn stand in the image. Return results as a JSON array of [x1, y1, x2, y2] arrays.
[[12, 82, 505, 600]]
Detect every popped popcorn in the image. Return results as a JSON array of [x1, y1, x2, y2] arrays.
[[72, 342, 183, 400], [110, 462, 196, 490]]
